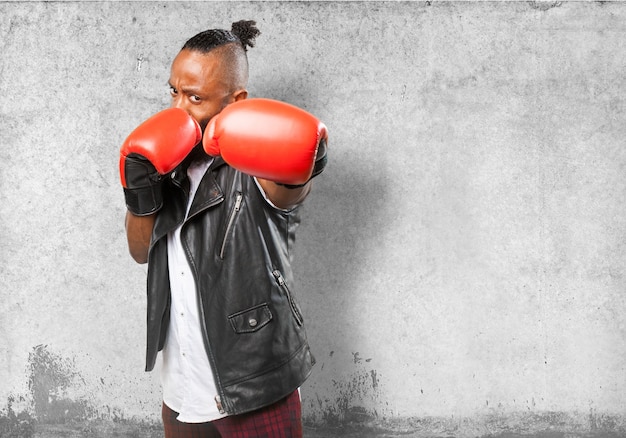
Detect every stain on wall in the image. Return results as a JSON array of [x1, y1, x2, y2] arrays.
[[305, 351, 384, 427], [0, 396, 34, 438], [1, 345, 162, 437], [27, 345, 89, 424]]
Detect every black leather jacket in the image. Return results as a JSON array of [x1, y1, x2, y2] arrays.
[[144, 157, 315, 415]]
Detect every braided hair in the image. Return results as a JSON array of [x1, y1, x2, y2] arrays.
[[182, 20, 260, 53]]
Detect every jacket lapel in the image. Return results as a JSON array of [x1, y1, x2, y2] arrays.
[[187, 157, 226, 220]]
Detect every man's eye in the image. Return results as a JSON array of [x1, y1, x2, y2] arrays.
[[190, 95, 201, 103], [169, 87, 177, 96]]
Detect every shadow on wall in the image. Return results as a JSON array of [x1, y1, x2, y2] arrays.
[[259, 72, 395, 428], [300, 146, 391, 425], [281, 113, 391, 428]]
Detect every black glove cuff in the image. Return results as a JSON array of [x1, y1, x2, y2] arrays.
[[124, 185, 163, 216], [123, 154, 165, 215], [277, 140, 328, 189]]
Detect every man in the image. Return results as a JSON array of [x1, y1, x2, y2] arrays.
[[119, 20, 327, 437]]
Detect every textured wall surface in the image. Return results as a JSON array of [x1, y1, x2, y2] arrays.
[[1, 2, 625, 437]]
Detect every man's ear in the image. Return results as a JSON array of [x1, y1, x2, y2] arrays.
[[233, 89, 248, 102]]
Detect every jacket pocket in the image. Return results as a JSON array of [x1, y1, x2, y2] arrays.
[[219, 192, 243, 259], [228, 303, 273, 334], [272, 270, 304, 326]]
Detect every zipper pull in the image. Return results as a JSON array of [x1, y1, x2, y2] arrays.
[[215, 395, 225, 414], [234, 193, 243, 211], [272, 270, 285, 285]]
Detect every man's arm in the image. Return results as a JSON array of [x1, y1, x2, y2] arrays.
[[257, 179, 312, 210], [125, 212, 156, 264], [119, 108, 202, 264]]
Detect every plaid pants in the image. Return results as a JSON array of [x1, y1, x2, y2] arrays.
[[162, 390, 303, 438]]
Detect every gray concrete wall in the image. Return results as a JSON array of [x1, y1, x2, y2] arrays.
[[1, 1, 625, 437]]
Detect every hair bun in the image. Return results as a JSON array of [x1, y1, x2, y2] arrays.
[[231, 20, 261, 51]]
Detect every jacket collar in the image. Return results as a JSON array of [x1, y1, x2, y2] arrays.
[[187, 157, 226, 220], [152, 157, 227, 245]]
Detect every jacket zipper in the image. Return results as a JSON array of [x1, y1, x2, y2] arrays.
[[272, 270, 304, 326], [219, 192, 243, 259], [180, 223, 229, 415]]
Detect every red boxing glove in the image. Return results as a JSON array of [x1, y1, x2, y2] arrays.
[[119, 108, 202, 215], [203, 98, 328, 186]]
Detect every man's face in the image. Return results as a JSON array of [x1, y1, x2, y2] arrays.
[[168, 49, 241, 132]]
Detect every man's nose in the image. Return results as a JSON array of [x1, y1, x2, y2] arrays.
[[170, 96, 187, 112]]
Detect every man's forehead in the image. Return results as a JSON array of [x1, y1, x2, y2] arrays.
[[172, 49, 220, 70], [170, 51, 225, 82]]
